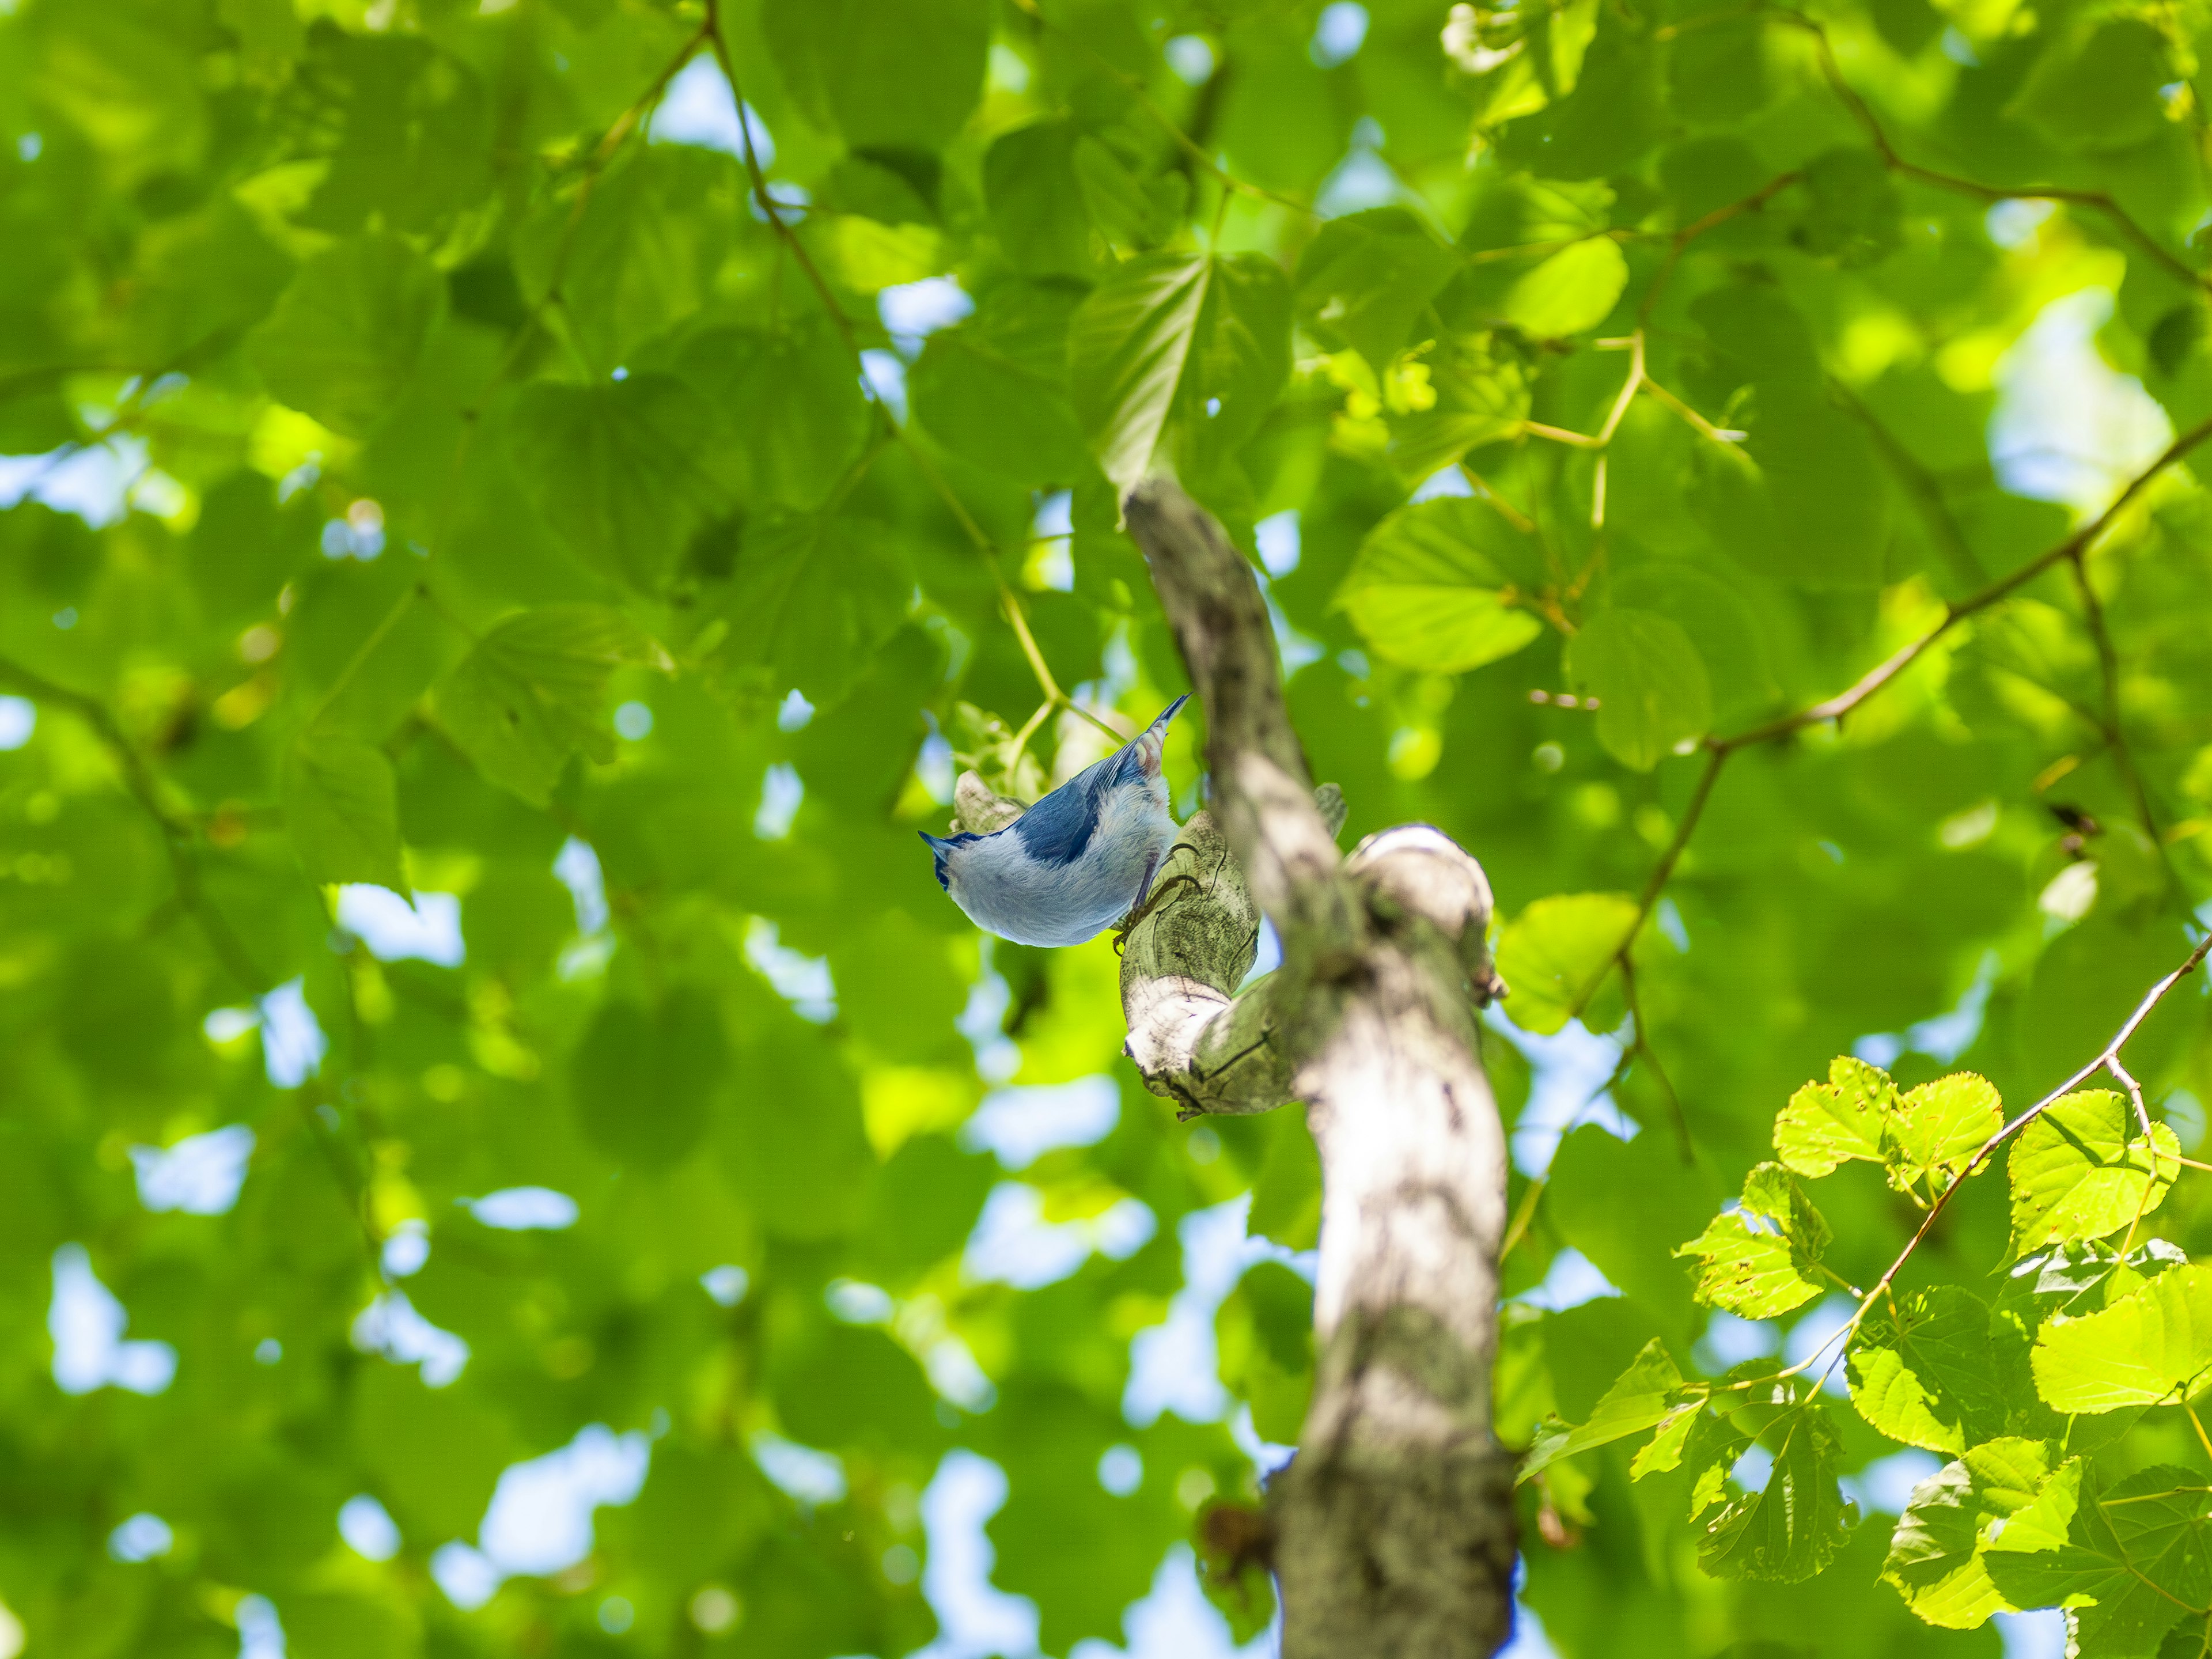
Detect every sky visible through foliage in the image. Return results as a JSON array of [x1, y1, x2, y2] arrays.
[[9, 0, 2212, 1657]]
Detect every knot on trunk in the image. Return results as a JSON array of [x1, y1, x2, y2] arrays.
[[1344, 825, 1506, 1006]]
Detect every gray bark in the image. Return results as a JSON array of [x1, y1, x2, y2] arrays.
[[960, 483, 1519, 1657]]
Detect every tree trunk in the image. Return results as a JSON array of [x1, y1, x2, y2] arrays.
[[949, 483, 1517, 1654]]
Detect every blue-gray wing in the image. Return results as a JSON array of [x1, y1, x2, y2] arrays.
[[1008, 759, 1119, 868]]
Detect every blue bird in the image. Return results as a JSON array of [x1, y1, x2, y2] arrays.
[[921, 696, 1189, 947]]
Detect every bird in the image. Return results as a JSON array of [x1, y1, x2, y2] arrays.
[[921, 696, 1188, 947]]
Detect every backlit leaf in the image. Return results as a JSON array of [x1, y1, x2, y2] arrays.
[[2032, 1264, 2212, 1414], [1493, 892, 1639, 1035], [2009, 1089, 2181, 1254], [1335, 496, 1546, 673], [1675, 1163, 1831, 1319]]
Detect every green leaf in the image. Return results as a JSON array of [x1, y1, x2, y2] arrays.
[[720, 512, 915, 709], [1522, 1338, 1687, 1479], [984, 120, 1094, 278], [1848, 1287, 2010, 1453], [2009, 1089, 2181, 1254], [517, 149, 733, 374], [662, 323, 876, 511], [1493, 892, 1639, 1035], [1547, 1124, 1721, 1333], [1796, 147, 1902, 268], [1983, 1464, 2210, 1658], [1881, 1437, 2060, 1628], [1068, 253, 1291, 499], [761, 0, 989, 151], [1334, 497, 1546, 673], [1696, 1404, 1853, 1584], [281, 733, 407, 891], [2009, 18, 2171, 152], [1566, 608, 1713, 770], [1294, 207, 1463, 376], [247, 232, 444, 438], [1382, 332, 1532, 481], [435, 605, 672, 805], [1675, 1163, 1831, 1320], [1183, 253, 1294, 463], [1687, 384, 1891, 589], [2032, 1264, 2212, 1414], [910, 284, 1090, 488], [1072, 136, 1165, 251], [1069, 254, 1210, 499], [570, 988, 728, 1168], [1888, 1072, 2003, 1195], [1773, 1056, 1895, 1177], [1498, 238, 1628, 339], [1216, 1262, 1316, 1445], [505, 374, 745, 592]]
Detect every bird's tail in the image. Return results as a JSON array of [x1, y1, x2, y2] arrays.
[[1128, 694, 1189, 781]]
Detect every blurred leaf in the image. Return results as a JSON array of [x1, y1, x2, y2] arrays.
[[506, 375, 744, 592], [1565, 608, 1711, 770], [1499, 238, 1627, 338], [247, 232, 444, 437], [282, 732, 406, 891], [1495, 892, 1638, 1035], [1295, 209, 1462, 376], [721, 512, 915, 708], [437, 604, 671, 805], [1069, 253, 1290, 499], [2009, 18, 2171, 151], [570, 987, 728, 1168], [763, 0, 989, 151]]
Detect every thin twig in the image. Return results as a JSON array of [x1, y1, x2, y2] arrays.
[[1829, 377, 1986, 589], [1781, 932, 2212, 1390], [1719, 411, 2212, 751], [1777, 9, 2211, 297], [0, 656, 266, 993], [2067, 551, 2168, 872]]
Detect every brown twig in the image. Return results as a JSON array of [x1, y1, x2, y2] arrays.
[[1566, 410, 2212, 1028], [1778, 9, 2212, 297], [1640, 171, 1801, 323]]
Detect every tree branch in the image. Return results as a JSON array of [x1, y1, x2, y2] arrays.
[[1120, 479, 1517, 1659]]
